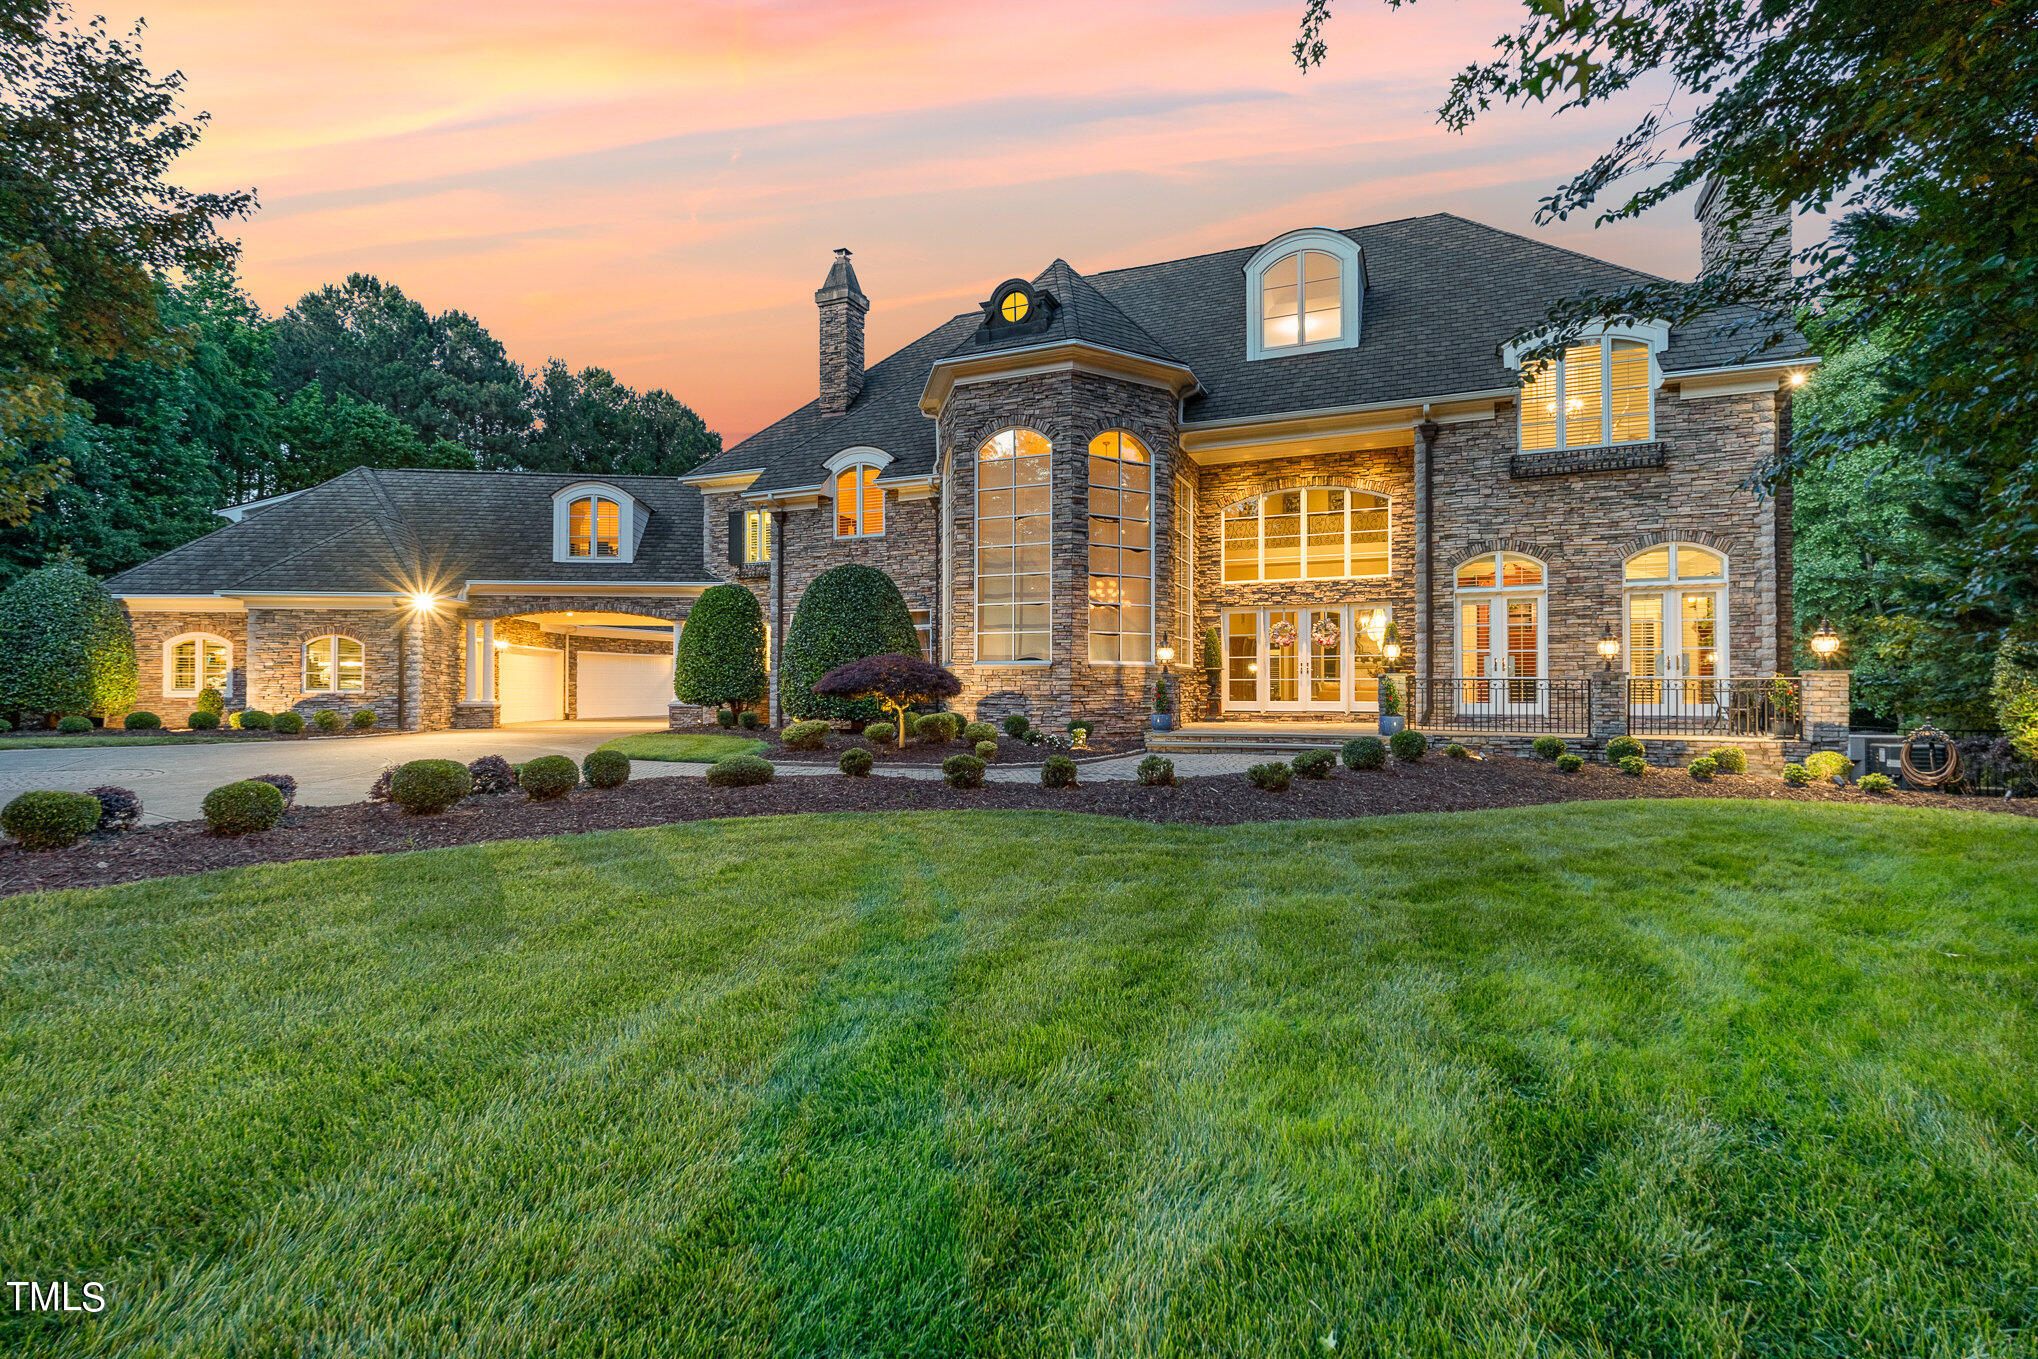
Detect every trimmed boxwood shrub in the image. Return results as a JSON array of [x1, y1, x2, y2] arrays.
[[1805, 750, 1852, 781], [350, 707, 377, 728], [1445, 742, 1471, 759], [864, 721, 896, 747], [974, 740, 997, 761], [1531, 735, 1566, 760], [1858, 772, 1896, 793], [3, 790, 103, 850], [1707, 745, 1749, 774], [1619, 755, 1648, 776], [1041, 755, 1078, 789], [1247, 761, 1293, 791], [195, 686, 225, 717], [391, 759, 473, 813], [1342, 736, 1387, 770], [1292, 749, 1336, 779], [123, 711, 162, 730], [781, 719, 830, 751], [202, 780, 285, 836], [467, 754, 518, 795], [715, 708, 736, 728], [963, 721, 998, 746], [1556, 753, 1584, 773], [705, 754, 775, 787], [779, 564, 921, 722], [1389, 729, 1428, 763], [839, 747, 873, 776], [0, 561, 138, 720], [1605, 734, 1645, 761], [914, 712, 957, 745], [314, 709, 343, 732], [1136, 754, 1175, 786], [271, 711, 306, 735], [583, 749, 631, 789], [248, 773, 297, 808], [57, 715, 93, 733], [86, 785, 142, 831], [738, 711, 761, 730], [1782, 762, 1811, 786], [942, 753, 986, 789], [674, 582, 768, 719], [1002, 714, 1030, 739], [236, 709, 273, 731], [519, 755, 580, 800], [1068, 719, 1096, 737], [187, 709, 220, 730], [1687, 755, 1720, 780]]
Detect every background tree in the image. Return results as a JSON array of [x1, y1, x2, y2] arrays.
[[779, 565, 923, 723], [814, 655, 961, 749], [0, 0, 253, 525], [523, 361, 720, 478], [0, 556, 137, 720], [673, 584, 766, 718], [269, 385, 475, 496]]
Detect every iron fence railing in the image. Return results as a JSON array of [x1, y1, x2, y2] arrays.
[[1407, 677, 1593, 734], [1626, 676, 1803, 738]]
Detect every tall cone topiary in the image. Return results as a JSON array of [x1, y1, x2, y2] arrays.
[[779, 564, 922, 723], [0, 559, 138, 719], [674, 583, 767, 719]]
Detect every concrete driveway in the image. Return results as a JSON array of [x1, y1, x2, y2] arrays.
[[0, 720, 670, 823]]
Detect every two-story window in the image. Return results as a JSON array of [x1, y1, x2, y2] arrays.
[[1087, 430, 1152, 663]]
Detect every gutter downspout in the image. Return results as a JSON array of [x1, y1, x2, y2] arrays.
[[1415, 418, 1441, 704]]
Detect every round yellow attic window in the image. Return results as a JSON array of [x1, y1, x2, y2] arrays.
[[999, 290, 1030, 323]]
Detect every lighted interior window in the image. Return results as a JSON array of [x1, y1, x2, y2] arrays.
[[167, 636, 229, 695], [1087, 431, 1152, 663], [303, 636, 365, 694], [976, 428, 1051, 663], [1222, 487, 1387, 583], [568, 495, 621, 557], [1518, 338, 1654, 451], [743, 509, 770, 563], [1626, 543, 1725, 583], [1457, 552, 1543, 589], [834, 466, 883, 537], [999, 291, 1029, 323], [1259, 250, 1342, 350], [1171, 468, 1195, 658]]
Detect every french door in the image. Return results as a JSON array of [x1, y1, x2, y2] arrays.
[[1223, 606, 1383, 713], [1456, 595, 1544, 715], [1628, 589, 1724, 714]]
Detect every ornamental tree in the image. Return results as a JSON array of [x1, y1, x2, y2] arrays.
[[673, 583, 766, 718], [779, 564, 922, 723], [0, 558, 138, 719], [814, 655, 961, 749]]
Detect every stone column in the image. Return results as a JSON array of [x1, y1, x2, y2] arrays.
[[768, 508, 784, 727], [1589, 671, 1629, 743], [1413, 421, 1438, 689], [1800, 669, 1850, 749], [402, 614, 424, 731]]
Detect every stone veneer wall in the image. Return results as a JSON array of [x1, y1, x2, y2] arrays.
[[939, 370, 1180, 732], [243, 607, 407, 727], [122, 609, 249, 722]]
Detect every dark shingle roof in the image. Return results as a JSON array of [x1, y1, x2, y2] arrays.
[[107, 467, 710, 596], [950, 259, 1188, 368]]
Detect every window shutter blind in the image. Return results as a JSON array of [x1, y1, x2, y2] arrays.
[[728, 510, 745, 564]]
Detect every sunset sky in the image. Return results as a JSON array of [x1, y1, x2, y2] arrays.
[[114, 0, 1704, 444]]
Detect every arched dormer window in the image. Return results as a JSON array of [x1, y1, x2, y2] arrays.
[[975, 428, 1051, 663], [1221, 486, 1389, 582], [163, 632, 231, 698], [826, 447, 891, 538], [552, 482, 639, 564], [1503, 322, 1671, 451], [303, 635, 365, 694], [1245, 229, 1364, 361]]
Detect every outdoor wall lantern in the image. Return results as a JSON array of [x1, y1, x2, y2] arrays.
[[1155, 635, 1175, 670], [1810, 617, 1841, 667], [1597, 624, 1621, 669], [1381, 618, 1401, 664], [408, 591, 437, 613]]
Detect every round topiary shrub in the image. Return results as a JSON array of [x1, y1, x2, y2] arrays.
[[467, 754, 518, 795], [942, 753, 986, 789], [781, 720, 830, 751], [1706, 745, 1749, 774], [863, 721, 896, 747], [187, 709, 221, 730], [1248, 761, 1293, 791], [123, 711, 162, 731], [202, 780, 285, 836], [1389, 729, 1428, 763], [1292, 749, 1336, 779], [962, 721, 997, 746], [0, 561, 138, 722], [3, 790, 104, 850], [974, 740, 997, 761], [705, 754, 775, 787], [1445, 742, 1471, 759], [1532, 735, 1567, 760], [314, 709, 343, 732], [1805, 750, 1851, 782], [1041, 755, 1078, 789], [519, 755, 580, 800], [674, 582, 768, 722], [1781, 762, 1811, 786], [1342, 736, 1387, 770], [1136, 754, 1175, 786], [839, 747, 873, 776], [86, 785, 142, 831], [1619, 755, 1648, 776], [236, 709, 273, 731], [1605, 735, 1645, 762], [1002, 714, 1030, 740], [715, 708, 735, 728], [57, 715, 93, 733], [779, 564, 921, 722], [1687, 756, 1719, 780], [350, 708, 377, 729], [738, 711, 761, 730], [1556, 753, 1584, 773], [909, 712, 947, 745], [390, 759, 473, 813], [271, 711, 306, 735], [583, 749, 631, 789], [248, 773, 297, 809]]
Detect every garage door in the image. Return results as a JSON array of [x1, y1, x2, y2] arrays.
[[498, 645, 563, 723], [576, 651, 675, 719]]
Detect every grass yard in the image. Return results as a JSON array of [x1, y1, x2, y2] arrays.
[[0, 732, 231, 749], [3, 801, 2034, 1356], [595, 731, 769, 762]]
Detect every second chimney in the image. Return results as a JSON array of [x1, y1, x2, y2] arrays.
[[816, 247, 869, 417], [1695, 174, 1792, 286]]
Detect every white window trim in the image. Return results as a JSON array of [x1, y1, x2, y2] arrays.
[[551, 482, 638, 564], [1451, 551, 1550, 686], [827, 446, 892, 539], [1219, 485, 1392, 585], [1504, 322, 1671, 451], [162, 631, 232, 698], [1087, 431, 1156, 667], [974, 428, 1052, 667], [1171, 467, 1195, 660], [1244, 228, 1364, 361], [1622, 542, 1731, 679], [302, 634, 367, 694], [741, 508, 771, 564]]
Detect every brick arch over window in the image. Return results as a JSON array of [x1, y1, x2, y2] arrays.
[[1220, 477, 1399, 511], [947, 407, 1079, 463], [1458, 536, 1564, 565], [1613, 527, 1729, 561]]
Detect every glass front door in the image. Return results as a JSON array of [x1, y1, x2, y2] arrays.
[[1629, 589, 1723, 712], [1457, 595, 1543, 713], [1222, 606, 1386, 713]]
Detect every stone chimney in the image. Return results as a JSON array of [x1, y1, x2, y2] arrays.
[[815, 247, 869, 416], [1695, 174, 1791, 286]]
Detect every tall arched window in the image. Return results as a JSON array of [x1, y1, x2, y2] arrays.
[[1624, 542, 1728, 706], [976, 428, 1050, 663], [303, 635, 366, 693], [1087, 431, 1152, 663], [1221, 488, 1389, 582], [1454, 551, 1546, 709], [834, 465, 884, 537], [164, 633, 231, 698], [567, 493, 621, 557]]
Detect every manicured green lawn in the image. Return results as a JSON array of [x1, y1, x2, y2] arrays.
[[0, 732, 230, 749], [3, 801, 2034, 1356], [596, 730, 769, 762]]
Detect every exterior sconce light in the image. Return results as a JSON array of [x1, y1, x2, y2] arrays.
[[1381, 618, 1401, 665], [1788, 371, 1808, 387], [1810, 617, 1841, 667], [1155, 634, 1174, 669], [1597, 624, 1621, 670], [492, 638, 510, 651], [408, 591, 436, 612]]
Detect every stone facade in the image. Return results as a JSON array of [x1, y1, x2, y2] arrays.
[[123, 609, 249, 721], [243, 607, 406, 728]]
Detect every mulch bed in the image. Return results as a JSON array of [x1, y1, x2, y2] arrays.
[[675, 723, 1143, 767], [3, 755, 2031, 898]]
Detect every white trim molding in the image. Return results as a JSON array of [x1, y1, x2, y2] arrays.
[[551, 481, 640, 565], [161, 631, 233, 699], [1244, 228, 1366, 362]]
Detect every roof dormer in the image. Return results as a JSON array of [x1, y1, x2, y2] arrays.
[[1245, 228, 1366, 361], [973, 277, 1058, 345], [552, 482, 647, 564]]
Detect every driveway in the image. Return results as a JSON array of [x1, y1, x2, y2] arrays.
[[0, 720, 670, 823]]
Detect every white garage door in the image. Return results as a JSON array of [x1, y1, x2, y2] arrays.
[[576, 651, 674, 719], [498, 645, 563, 724]]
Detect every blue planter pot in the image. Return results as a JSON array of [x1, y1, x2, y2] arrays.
[[1150, 713, 1173, 732], [1379, 715, 1405, 736]]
